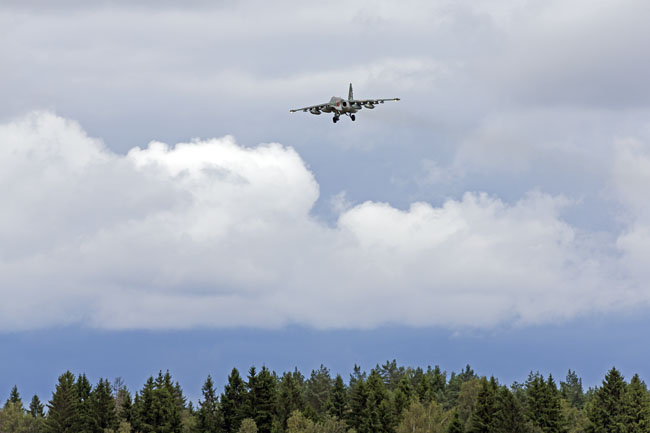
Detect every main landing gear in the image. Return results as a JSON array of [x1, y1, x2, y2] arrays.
[[332, 114, 355, 123]]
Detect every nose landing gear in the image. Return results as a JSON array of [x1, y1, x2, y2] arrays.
[[332, 116, 339, 123]]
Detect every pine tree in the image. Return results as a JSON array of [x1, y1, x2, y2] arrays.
[[197, 375, 221, 433], [222, 368, 247, 433], [378, 360, 405, 392], [44, 371, 78, 433], [561, 370, 585, 409], [29, 394, 45, 418], [587, 367, 628, 433], [625, 374, 650, 432]]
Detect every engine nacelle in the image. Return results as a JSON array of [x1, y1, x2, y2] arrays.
[[309, 108, 321, 115], [351, 103, 362, 110]]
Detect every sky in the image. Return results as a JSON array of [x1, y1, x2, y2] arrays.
[[2, 0, 650, 403]]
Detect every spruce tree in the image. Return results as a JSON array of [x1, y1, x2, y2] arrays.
[[29, 394, 45, 418], [447, 410, 464, 433], [306, 365, 333, 417], [243, 366, 258, 421], [328, 374, 347, 420], [626, 374, 650, 432], [466, 378, 495, 433], [222, 367, 247, 433], [74, 373, 93, 432], [587, 367, 628, 433], [492, 386, 526, 433], [348, 375, 371, 433], [44, 371, 78, 433], [393, 376, 413, 421], [197, 375, 221, 433], [278, 369, 306, 428], [5, 385, 23, 411], [90, 378, 117, 433], [250, 366, 276, 433], [429, 366, 446, 402]]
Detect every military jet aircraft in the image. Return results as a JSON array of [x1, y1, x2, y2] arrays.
[[290, 84, 400, 123]]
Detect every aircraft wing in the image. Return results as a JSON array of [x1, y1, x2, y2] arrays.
[[290, 103, 329, 113], [352, 98, 400, 105]]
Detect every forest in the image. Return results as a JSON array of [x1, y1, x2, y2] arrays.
[[0, 361, 647, 433]]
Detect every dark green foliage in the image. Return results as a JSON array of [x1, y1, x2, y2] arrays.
[[466, 378, 496, 433], [447, 410, 464, 433], [222, 367, 248, 433], [492, 386, 527, 433], [277, 369, 305, 428], [197, 375, 221, 433], [625, 374, 650, 432], [73, 373, 93, 432], [367, 370, 394, 433], [248, 366, 276, 433], [525, 373, 563, 433], [349, 365, 367, 389], [393, 376, 414, 421], [29, 395, 45, 418], [44, 371, 78, 433], [15, 362, 650, 433], [116, 385, 132, 424], [561, 370, 585, 409], [6, 385, 23, 410], [377, 360, 406, 392], [133, 371, 183, 433], [305, 365, 332, 417], [586, 367, 628, 433], [348, 374, 371, 433], [328, 374, 347, 420], [89, 378, 117, 433], [444, 365, 476, 410], [429, 366, 447, 402], [624, 374, 650, 431]]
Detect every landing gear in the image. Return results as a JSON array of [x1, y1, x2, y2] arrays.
[[332, 116, 339, 123], [351, 114, 356, 121]]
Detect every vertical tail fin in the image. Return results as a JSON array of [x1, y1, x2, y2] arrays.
[[348, 83, 354, 101]]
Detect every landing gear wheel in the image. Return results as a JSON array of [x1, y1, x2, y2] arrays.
[[351, 114, 356, 121], [333, 117, 339, 123]]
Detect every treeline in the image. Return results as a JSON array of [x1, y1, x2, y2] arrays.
[[1, 361, 649, 433]]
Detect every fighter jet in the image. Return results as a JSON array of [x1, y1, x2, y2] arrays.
[[290, 84, 400, 123]]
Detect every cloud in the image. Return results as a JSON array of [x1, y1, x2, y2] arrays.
[[0, 111, 641, 331]]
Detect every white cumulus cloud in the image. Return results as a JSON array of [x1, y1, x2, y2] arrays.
[[0, 112, 642, 330]]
